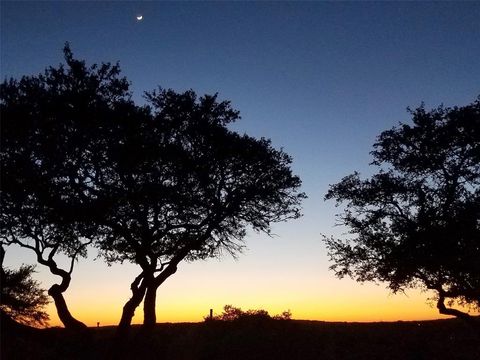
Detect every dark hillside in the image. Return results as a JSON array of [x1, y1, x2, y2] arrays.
[[2, 316, 479, 360]]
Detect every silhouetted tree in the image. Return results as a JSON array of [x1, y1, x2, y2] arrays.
[[0, 43, 132, 330], [324, 98, 480, 321], [95, 89, 306, 331], [0, 246, 50, 327], [1, 45, 305, 335]]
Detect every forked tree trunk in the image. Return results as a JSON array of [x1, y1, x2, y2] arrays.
[[140, 243, 205, 328], [142, 262, 179, 329]]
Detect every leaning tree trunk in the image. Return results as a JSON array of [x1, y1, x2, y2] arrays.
[[108, 272, 149, 359], [38, 257, 87, 330], [48, 282, 87, 330], [436, 291, 480, 338], [436, 295, 473, 321], [116, 272, 148, 335], [106, 272, 151, 360]]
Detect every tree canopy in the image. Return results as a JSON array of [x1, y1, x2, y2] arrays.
[[0, 247, 50, 327], [0, 43, 132, 329], [95, 88, 306, 330], [1, 44, 305, 332], [324, 98, 480, 320]]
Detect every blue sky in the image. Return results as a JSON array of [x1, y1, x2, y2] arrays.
[[1, 1, 479, 325]]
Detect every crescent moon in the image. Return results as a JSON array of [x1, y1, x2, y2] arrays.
[[136, 15, 143, 21]]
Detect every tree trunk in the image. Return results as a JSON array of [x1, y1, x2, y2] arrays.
[[35, 249, 87, 330], [436, 295, 472, 321], [106, 272, 149, 359], [436, 292, 480, 338], [116, 272, 148, 335], [117, 292, 144, 333], [0, 245, 5, 268], [42, 263, 87, 330], [142, 262, 179, 328], [105, 277, 146, 360], [140, 231, 215, 328], [48, 283, 87, 330], [143, 285, 157, 329]]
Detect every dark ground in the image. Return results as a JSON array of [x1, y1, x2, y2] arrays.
[[2, 315, 479, 360]]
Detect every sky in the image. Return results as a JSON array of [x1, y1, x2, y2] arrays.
[[1, 1, 479, 327]]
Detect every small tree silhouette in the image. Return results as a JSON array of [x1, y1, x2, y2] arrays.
[[0, 247, 49, 327]]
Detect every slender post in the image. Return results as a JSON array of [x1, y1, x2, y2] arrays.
[[209, 308, 213, 320]]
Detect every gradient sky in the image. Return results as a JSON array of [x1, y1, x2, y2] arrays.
[[1, 1, 479, 327]]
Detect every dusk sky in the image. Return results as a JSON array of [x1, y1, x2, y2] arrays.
[[1, 1, 479, 326]]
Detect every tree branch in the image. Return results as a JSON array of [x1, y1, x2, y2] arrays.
[[68, 239, 93, 275]]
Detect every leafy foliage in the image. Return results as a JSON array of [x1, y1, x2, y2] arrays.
[[1, 44, 305, 329], [324, 98, 480, 318], [1, 260, 50, 327], [93, 87, 305, 328], [0, 43, 131, 254], [97, 88, 305, 266], [206, 305, 292, 322]]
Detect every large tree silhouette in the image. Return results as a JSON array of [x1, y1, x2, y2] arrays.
[[96, 89, 306, 332], [0, 44, 131, 330], [325, 98, 480, 321], [1, 45, 305, 334]]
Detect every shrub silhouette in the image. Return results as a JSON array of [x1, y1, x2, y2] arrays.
[[206, 305, 292, 322], [1, 263, 49, 327]]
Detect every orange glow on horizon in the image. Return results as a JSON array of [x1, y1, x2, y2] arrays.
[[45, 286, 461, 328], [13, 237, 477, 329]]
